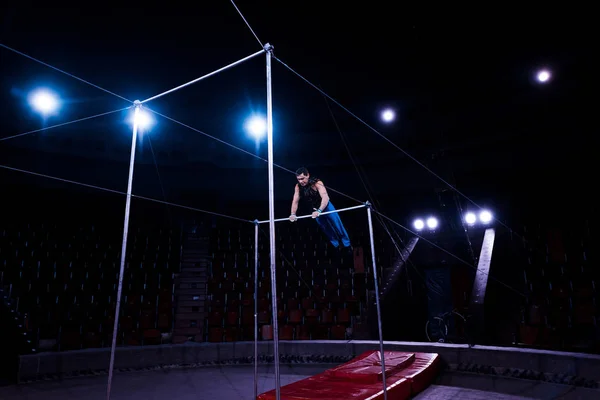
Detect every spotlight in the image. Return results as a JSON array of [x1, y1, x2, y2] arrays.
[[381, 108, 395, 123], [479, 210, 493, 224], [413, 219, 424, 231], [245, 115, 267, 139], [536, 69, 551, 83], [128, 105, 154, 131], [135, 108, 153, 130], [465, 212, 477, 225], [28, 88, 60, 116], [426, 217, 438, 230]]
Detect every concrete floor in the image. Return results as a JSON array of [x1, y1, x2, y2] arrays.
[[0, 364, 539, 400]]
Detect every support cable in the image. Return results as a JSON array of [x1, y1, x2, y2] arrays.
[[0, 43, 132, 104], [0, 163, 250, 223], [0, 107, 132, 142], [146, 107, 364, 205], [275, 55, 554, 280], [324, 98, 428, 294], [274, 56, 517, 234], [230, 0, 264, 48]]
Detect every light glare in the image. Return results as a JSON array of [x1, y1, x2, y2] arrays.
[[426, 217, 438, 230], [381, 108, 395, 123], [245, 115, 267, 139], [129, 105, 153, 131], [465, 212, 477, 225], [413, 219, 424, 231], [536, 69, 551, 83], [135, 109, 153, 130], [28, 88, 60, 116], [479, 210, 493, 224]]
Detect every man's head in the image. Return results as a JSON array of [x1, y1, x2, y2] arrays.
[[295, 167, 310, 187]]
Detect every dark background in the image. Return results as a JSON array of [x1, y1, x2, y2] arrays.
[[0, 2, 594, 232]]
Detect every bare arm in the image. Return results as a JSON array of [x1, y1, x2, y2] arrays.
[[291, 185, 300, 215], [315, 181, 329, 211]]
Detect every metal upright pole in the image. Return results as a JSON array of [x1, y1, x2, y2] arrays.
[[253, 220, 259, 400], [106, 102, 141, 400], [366, 201, 387, 400], [265, 43, 281, 400]]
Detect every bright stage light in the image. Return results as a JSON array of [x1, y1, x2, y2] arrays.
[[28, 88, 60, 116], [245, 115, 267, 139], [413, 219, 424, 231], [135, 109, 153, 130], [479, 210, 493, 224], [426, 217, 438, 230], [128, 104, 154, 131], [381, 108, 395, 123], [465, 212, 477, 225], [536, 69, 551, 83]]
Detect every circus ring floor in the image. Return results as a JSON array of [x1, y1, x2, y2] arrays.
[[1, 340, 599, 399]]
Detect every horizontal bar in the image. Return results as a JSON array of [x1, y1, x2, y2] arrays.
[[141, 49, 265, 104], [258, 204, 366, 224]]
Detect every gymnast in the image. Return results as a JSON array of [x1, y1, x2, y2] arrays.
[[288, 167, 352, 254]]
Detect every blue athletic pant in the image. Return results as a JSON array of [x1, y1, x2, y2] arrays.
[[315, 202, 351, 248]]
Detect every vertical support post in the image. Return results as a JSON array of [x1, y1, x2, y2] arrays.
[[253, 220, 259, 400], [106, 102, 141, 400], [469, 227, 496, 344], [265, 43, 281, 400], [366, 202, 387, 400]]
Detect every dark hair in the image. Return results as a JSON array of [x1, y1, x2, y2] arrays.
[[295, 167, 309, 176]]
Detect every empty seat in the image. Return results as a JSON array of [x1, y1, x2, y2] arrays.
[[330, 325, 346, 340], [258, 310, 271, 325], [208, 327, 223, 342], [288, 309, 303, 324], [296, 325, 310, 340], [261, 325, 273, 340], [279, 325, 294, 340], [337, 308, 351, 325], [143, 329, 162, 345]]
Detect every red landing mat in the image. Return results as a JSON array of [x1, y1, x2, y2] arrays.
[[257, 350, 440, 400]]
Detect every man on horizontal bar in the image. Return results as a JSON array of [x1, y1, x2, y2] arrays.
[[289, 167, 352, 254]]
